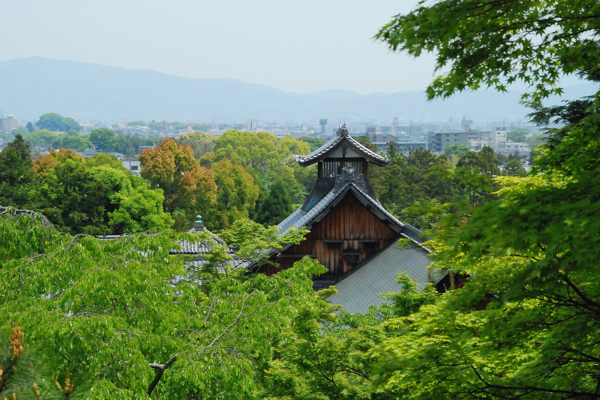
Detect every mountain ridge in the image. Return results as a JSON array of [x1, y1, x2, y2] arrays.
[[0, 57, 595, 123]]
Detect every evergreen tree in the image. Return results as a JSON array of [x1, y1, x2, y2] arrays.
[[503, 158, 527, 177], [455, 147, 501, 207], [25, 121, 35, 133], [0, 134, 37, 208], [257, 179, 292, 226], [356, 135, 378, 152]]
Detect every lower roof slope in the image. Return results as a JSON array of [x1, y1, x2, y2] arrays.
[[327, 242, 437, 314]]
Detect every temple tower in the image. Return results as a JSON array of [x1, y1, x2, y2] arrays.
[[261, 125, 413, 280]]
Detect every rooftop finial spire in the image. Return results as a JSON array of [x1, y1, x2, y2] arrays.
[[337, 123, 349, 137], [194, 215, 204, 230]]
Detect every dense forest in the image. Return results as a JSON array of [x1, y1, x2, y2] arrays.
[[1, 0, 600, 398]]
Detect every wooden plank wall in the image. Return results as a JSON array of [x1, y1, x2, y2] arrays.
[[264, 192, 399, 278]]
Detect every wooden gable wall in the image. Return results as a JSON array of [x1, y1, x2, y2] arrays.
[[264, 192, 399, 278]]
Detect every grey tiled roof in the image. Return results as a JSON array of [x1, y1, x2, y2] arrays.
[[294, 126, 389, 167], [401, 224, 429, 244], [187, 227, 226, 245], [328, 242, 437, 314], [277, 181, 405, 237], [98, 227, 231, 255], [171, 240, 217, 254], [170, 226, 230, 254], [185, 257, 250, 271]]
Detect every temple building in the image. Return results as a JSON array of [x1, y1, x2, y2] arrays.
[[253, 125, 441, 313]]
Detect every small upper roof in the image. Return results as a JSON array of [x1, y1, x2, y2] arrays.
[[294, 125, 389, 167]]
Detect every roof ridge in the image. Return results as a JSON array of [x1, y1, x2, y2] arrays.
[[277, 180, 407, 238], [294, 126, 389, 167]]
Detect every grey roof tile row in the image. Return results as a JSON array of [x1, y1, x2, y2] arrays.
[[169, 227, 231, 254], [187, 227, 226, 245], [171, 240, 218, 254], [328, 243, 435, 314], [98, 227, 232, 255]]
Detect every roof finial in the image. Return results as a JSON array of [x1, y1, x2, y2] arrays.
[[337, 123, 349, 137], [194, 215, 204, 230]]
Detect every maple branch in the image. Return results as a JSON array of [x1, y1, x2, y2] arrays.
[[148, 355, 178, 396], [470, 365, 600, 398]]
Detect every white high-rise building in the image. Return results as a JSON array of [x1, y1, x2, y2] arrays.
[[1, 115, 18, 132], [470, 127, 531, 154]]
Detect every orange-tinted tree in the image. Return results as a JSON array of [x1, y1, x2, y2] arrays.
[[140, 139, 217, 229], [32, 148, 85, 175]]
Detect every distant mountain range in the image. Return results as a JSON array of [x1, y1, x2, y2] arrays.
[[0, 57, 596, 123]]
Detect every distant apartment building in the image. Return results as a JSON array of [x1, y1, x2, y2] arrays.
[[247, 119, 257, 132], [371, 132, 398, 143], [470, 127, 530, 154], [122, 157, 141, 176], [1, 115, 18, 132], [369, 131, 427, 153], [427, 130, 471, 153], [469, 132, 492, 151]]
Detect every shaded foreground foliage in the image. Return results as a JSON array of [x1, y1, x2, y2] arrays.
[[366, 0, 600, 398], [0, 207, 331, 399]]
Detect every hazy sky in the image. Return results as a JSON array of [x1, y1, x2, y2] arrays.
[[1, 0, 438, 95]]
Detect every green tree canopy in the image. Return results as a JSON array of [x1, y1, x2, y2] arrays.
[[376, 0, 600, 103], [503, 158, 527, 177], [32, 148, 84, 175], [200, 130, 314, 205], [86, 152, 127, 171], [112, 132, 160, 155], [455, 147, 501, 207], [210, 158, 259, 230], [89, 128, 117, 151], [88, 166, 173, 233], [177, 131, 216, 159], [298, 136, 325, 152], [366, 1, 600, 398], [0, 208, 323, 398], [37, 156, 112, 235], [36, 113, 81, 132], [61, 129, 93, 151], [25, 121, 35, 133], [526, 134, 546, 150], [508, 128, 530, 143], [356, 135, 378, 152], [255, 179, 292, 226], [31, 149, 172, 235], [370, 146, 460, 230], [24, 129, 60, 148], [444, 143, 470, 159]]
